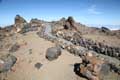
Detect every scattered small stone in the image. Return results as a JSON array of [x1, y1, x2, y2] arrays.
[[34, 62, 43, 69], [29, 49, 32, 54]]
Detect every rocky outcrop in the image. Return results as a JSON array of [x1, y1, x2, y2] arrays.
[[64, 16, 75, 30], [15, 15, 27, 25], [46, 46, 61, 61], [0, 54, 17, 73], [14, 15, 27, 29], [30, 18, 42, 27]]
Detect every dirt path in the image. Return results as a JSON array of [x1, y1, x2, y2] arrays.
[[4, 32, 85, 80]]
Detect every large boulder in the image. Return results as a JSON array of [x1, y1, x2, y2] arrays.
[[46, 46, 61, 61], [15, 15, 27, 24], [0, 54, 17, 73], [14, 15, 27, 29]]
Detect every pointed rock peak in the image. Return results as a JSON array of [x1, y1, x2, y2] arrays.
[[15, 15, 21, 18], [67, 16, 75, 23], [15, 14, 27, 24]]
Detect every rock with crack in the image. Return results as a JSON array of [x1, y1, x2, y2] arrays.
[[46, 46, 62, 61], [0, 54, 17, 73]]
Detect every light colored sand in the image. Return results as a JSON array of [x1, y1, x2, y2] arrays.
[[4, 32, 85, 80]]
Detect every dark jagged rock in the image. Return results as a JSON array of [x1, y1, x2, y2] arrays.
[[64, 21, 71, 30], [67, 16, 75, 24], [0, 54, 17, 73], [46, 46, 61, 61], [64, 16, 75, 30], [14, 15, 27, 29]]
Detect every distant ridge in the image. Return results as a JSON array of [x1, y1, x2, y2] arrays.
[[87, 24, 120, 30]]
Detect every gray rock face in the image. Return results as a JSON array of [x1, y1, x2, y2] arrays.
[[100, 63, 110, 75], [0, 54, 17, 73], [46, 47, 61, 61]]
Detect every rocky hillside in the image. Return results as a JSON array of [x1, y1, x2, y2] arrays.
[[0, 15, 120, 80]]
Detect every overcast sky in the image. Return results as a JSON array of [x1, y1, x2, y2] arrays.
[[0, 0, 120, 29]]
